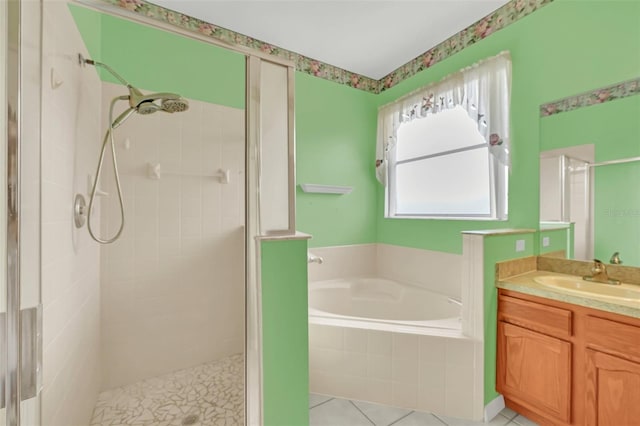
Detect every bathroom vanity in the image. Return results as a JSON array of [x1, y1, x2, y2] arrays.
[[496, 267, 640, 426]]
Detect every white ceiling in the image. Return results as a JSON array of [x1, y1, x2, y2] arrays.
[[149, 1, 510, 80]]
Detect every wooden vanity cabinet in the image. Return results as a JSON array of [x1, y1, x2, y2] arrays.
[[584, 316, 640, 426], [497, 321, 572, 423], [585, 349, 640, 426], [497, 289, 640, 426]]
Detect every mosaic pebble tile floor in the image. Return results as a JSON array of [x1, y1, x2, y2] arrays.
[[90, 353, 244, 426], [309, 394, 539, 426]]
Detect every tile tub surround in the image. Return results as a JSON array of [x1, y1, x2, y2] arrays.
[[41, 1, 103, 424], [308, 243, 480, 419], [309, 324, 481, 419], [376, 244, 463, 298], [99, 82, 245, 389], [309, 394, 538, 426], [308, 243, 463, 298], [90, 353, 244, 425], [308, 244, 377, 282]]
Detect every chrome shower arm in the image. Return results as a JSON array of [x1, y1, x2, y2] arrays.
[[80, 55, 131, 87]]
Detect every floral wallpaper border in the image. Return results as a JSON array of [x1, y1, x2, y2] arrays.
[[103, 0, 553, 94], [378, 0, 553, 92], [540, 77, 640, 117]]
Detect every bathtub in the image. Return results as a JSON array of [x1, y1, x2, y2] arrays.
[[308, 277, 479, 418], [309, 277, 461, 337]]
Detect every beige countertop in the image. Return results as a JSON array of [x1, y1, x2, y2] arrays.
[[498, 270, 640, 319]]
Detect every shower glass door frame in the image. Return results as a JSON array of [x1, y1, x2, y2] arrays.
[[3, 0, 44, 424]]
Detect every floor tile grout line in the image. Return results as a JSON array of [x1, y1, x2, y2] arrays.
[[503, 410, 519, 421], [387, 410, 415, 426], [431, 413, 450, 425], [309, 397, 335, 410], [349, 399, 377, 426], [500, 413, 518, 423]]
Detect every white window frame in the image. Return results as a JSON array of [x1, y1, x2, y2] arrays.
[[377, 52, 511, 221]]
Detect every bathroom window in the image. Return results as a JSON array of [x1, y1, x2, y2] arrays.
[[377, 52, 511, 220]]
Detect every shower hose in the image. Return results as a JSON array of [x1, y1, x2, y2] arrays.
[[86, 96, 130, 244]]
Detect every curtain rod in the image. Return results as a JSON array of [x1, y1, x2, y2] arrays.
[[588, 156, 640, 168]]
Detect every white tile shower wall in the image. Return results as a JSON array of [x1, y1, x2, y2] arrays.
[[99, 82, 245, 389], [307, 244, 376, 282], [376, 244, 463, 297], [41, 1, 103, 424], [308, 324, 480, 420]]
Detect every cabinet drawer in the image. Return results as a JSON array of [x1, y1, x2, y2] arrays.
[[586, 316, 640, 362], [499, 294, 572, 338]]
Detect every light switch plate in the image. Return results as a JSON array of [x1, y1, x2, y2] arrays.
[[542, 236, 550, 247], [516, 239, 526, 252]]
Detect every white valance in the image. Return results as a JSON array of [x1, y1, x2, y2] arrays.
[[376, 51, 512, 184]]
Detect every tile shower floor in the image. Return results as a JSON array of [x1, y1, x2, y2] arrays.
[[309, 394, 539, 426], [90, 353, 244, 426]]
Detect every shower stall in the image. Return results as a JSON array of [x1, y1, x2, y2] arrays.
[[1, 0, 299, 425], [540, 149, 594, 260]]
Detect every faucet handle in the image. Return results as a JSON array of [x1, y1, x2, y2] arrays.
[[592, 259, 606, 274], [609, 252, 622, 264]]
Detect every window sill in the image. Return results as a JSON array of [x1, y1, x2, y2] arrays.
[[385, 215, 509, 221]]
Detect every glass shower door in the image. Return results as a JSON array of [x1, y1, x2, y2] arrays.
[[1, 0, 7, 421], [2, 0, 42, 424]]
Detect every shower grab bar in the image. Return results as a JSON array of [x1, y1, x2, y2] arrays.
[[447, 297, 462, 306], [145, 163, 231, 183]]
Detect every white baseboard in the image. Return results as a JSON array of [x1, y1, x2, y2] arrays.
[[484, 394, 505, 422]]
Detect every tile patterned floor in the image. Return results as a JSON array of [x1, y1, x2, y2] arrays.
[[309, 394, 539, 426], [90, 355, 535, 426], [90, 354, 244, 426]]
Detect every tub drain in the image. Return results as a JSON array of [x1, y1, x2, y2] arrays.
[[182, 414, 199, 425]]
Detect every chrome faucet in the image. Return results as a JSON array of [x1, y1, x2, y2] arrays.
[[610, 252, 623, 265], [583, 259, 621, 285], [307, 252, 324, 264]]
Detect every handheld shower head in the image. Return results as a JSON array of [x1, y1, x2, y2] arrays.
[[128, 89, 189, 114], [161, 98, 189, 113], [80, 55, 190, 118]]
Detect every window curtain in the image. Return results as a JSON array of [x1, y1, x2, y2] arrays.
[[376, 51, 512, 185]]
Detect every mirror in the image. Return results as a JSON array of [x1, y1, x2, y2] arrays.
[[539, 92, 640, 266]]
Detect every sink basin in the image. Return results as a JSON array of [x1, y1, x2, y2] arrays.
[[533, 275, 640, 302]]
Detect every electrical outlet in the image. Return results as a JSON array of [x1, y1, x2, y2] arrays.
[[542, 236, 550, 247], [516, 239, 526, 252]]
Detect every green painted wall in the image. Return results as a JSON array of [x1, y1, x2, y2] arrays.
[[69, 5, 102, 61], [541, 96, 640, 266], [69, 5, 245, 109], [539, 228, 570, 256], [375, 0, 640, 254], [482, 234, 535, 404], [260, 238, 309, 426], [595, 162, 640, 265], [295, 73, 379, 248], [69, 0, 640, 415]]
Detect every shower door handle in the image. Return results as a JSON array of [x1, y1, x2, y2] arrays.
[[0, 305, 42, 409]]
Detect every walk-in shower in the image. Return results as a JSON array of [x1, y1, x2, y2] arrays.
[[77, 54, 189, 244]]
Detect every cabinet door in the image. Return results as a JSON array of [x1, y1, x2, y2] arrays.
[[497, 321, 572, 423], [585, 349, 640, 426]]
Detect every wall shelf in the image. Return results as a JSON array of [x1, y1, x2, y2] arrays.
[[299, 184, 353, 195]]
